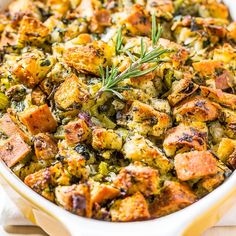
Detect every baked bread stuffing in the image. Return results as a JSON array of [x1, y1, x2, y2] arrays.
[[0, 0, 235, 222]]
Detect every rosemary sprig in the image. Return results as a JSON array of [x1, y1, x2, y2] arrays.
[[97, 14, 167, 99], [96, 46, 169, 99], [152, 13, 162, 47], [115, 27, 123, 55]]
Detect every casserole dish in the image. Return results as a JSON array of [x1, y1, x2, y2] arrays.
[[0, 0, 236, 235]]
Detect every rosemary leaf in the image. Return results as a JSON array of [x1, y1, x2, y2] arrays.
[[115, 27, 123, 55], [131, 65, 158, 78], [152, 13, 162, 47]]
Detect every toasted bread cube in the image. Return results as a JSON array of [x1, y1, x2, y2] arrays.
[[0, 135, 31, 168], [123, 135, 171, 174], [8, 0, 41, 19], [110, 192, 150, 222], [200, 1, 228, 19], [92, 128, 122, 150], [196, 172, 225, 197], [12, 51, 53, 88], [114, 162, 159, 196], [220, 108, 236, 139], [174, 151, 218, 181], [55, 184, 92, 217], [31, 88, 46, 106], [163, 123, 207, 157], [217, 138, 236, 163], [34, 133, 58, 160], [64, 154, 87, 179], [64, 41, 114, 75], [25, 163, 71, 201], [0, 113, 29, 142], [54, 74, 89, 110], [150, 181, 196, 217], [167, 79, 198, 106], [146, 0, 174, 18], [127, 100, 171, 137], [47, 0, 71, 16], [227, 22, 236, 42], [91, 182, 120, 204], [200, 86, 236, 110], [90, 9, 111, 33], [123, 4, 151, 36], [0, 14, 8, 34], [20, 104, 57, 135], [212, 43, 236, 64], [64, 119, 90, 145], [192, 60, 224, 78], [75, 0, 94, 19], [173, 96, 220, 122], [214, 69, 234, 90], [158, 38, 189, 67], [0, 25, 18, 48], [18, 16, 49, 45]]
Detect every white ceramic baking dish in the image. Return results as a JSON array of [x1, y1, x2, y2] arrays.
[[0, 1, 236, 235]]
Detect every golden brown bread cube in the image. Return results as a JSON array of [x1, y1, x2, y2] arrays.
[[149, 181, 196, 218], [63, 41, 114, 75], [146, 0, 174, 18], [200, 1, 229, 19], [174, 151, 218, 181], [64, 119, 90, 145], [20, 104, 57, 135], [227, 22, 236, 42], [200, 86, 236, 110], [158, 38, 189, 67], [217, 138, 236, 163], [216, 138, 236, 168], [12, 50, 53, 88], [0, 25, 18, 48], [127, 100, 171, 137], [91, 182, 120, 204], [167, 79, 199, 106], [0, 113, 29, 142], [34, 133, 58, 160], [18, 16, 49, 45], [46, 0, 71, 16], [192, 60, 224, 78], [8, 0, 41, 20], [110, 192, 150, 222], [173, 96, 220, 122], [0, 135, 31, 168], [196, 172, 225, 197], [55, 184, 92, 217], [54, 74, 89, 110], [24, 163, 71, 201], [65, 154, 87, 179], [212, 43, 236, 64], [92, 128, 122, 150], [74, 0, 94, 19], [123, 4, 152, 36], [214, 69, 235, 90], [113, 162, 159, 196], [90, 9, 111, 33], [163, 123, 207, 157], [31, 88, 46, 106], [123, 134, 172, 174], [220, 109, 236, 139]]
